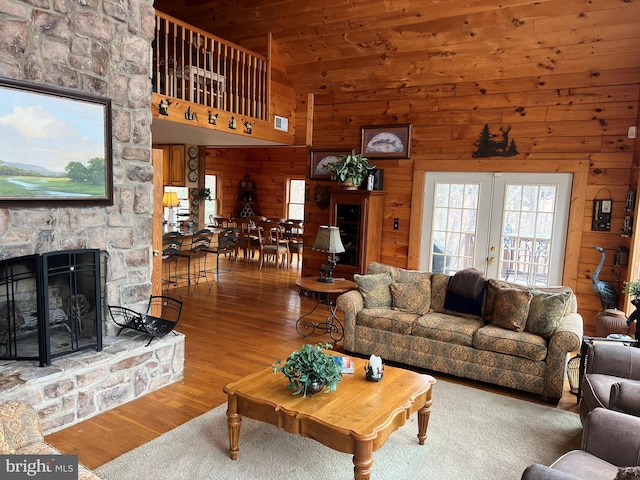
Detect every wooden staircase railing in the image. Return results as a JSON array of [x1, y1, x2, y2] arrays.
[[153, 12, 269, 121]]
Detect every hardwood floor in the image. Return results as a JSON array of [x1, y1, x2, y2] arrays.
[[45, 256, 580, 469]]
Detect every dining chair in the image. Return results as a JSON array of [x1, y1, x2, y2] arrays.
[[178, 228, 213, 291], [209, 214, 230, 228], [256, 220, 289, 270], [280, 220, 303, 267], [235, 218, 260, 262], [161, 231, 184, 296], [206, 227, 239, 283]]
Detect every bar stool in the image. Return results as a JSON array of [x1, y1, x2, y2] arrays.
[[162, 231, 184, 296], [178, 229, 213, 292]]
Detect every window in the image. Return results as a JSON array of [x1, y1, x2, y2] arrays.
[[204, 174, 219, 222], [287, 179, 305, 220]]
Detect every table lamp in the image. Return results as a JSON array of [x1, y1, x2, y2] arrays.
[[162, 191, 179, 225], [311, 225, 345, 283]]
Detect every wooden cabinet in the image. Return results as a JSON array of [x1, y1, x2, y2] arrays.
[[159, 144, 185, 186], [330, 190, 385, 278]]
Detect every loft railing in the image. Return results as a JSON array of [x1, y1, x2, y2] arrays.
[[153, 12, 269, 121]]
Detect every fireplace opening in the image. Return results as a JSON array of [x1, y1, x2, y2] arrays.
[[0, 249, 103, 366]]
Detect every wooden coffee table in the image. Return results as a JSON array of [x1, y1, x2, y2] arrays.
[[223, 356, 436, 480]]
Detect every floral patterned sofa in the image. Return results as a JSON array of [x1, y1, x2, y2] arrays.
[[336, 263, 584, 403], [0, 401, 102, 479]]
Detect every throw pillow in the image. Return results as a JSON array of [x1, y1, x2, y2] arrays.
[[354, 272, 394, 308], [490, 288, 532, 332], [390, 279, 431, 315], [525, 289, 571, 337], [483, 278, 527, 322], [616, 466, 640, 480]]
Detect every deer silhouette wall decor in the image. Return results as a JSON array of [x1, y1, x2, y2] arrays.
[[472, 123, 519, 158]]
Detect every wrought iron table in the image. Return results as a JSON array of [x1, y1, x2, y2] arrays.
[[294, 277, 356, 342]]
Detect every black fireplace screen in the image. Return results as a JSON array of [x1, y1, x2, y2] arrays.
[[0, 249, 103, 366]]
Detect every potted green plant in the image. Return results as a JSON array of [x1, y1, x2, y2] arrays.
[[623, 280, 640, 300], [272, 343, 343, 396], [197, 187, 211, 200], [327, 153, 375, 190]]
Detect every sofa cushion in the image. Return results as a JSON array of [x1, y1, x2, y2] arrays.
[[485, 279, 573, 334], [430, 273, 450, 312], [390, 279, 431, 315], [0, 401, 42, 454], [411, 312, 484, 347], [490, 288, 532, 332], [473, 324, 548, 361], [367, 262, 431, 284], [526, 289, 572, 337], [354, 272, 394, 308], [483, 279, 525, 322], [357, 308, 420, 335]]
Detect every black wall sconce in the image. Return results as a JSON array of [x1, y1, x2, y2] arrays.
[[243, 121, 253, 134], [228, 116, 237, 129], [208, 112, 218, 125]]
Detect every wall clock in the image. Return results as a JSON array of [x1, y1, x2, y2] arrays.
[[188, 171, 198, 182], [188, 158, 198, 171], [188, 146, 198, 159]]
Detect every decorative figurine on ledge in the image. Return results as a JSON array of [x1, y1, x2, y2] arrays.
[[158, 98, 170, 116]]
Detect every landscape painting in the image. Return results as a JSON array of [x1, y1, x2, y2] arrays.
[[0, 79, 112, 205]]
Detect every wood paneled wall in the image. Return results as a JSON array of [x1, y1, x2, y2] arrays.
[[205, 147, 308, 220], [203, 149, 248, 218], [306, 76, 640, 336]]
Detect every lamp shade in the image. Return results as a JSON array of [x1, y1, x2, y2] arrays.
[[311, 226, 345, 254], [162, 191, 179, 208]]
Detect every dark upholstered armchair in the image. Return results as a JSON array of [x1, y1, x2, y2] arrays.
[[521, 408, 640, 480], [580, 341, 640, 422]]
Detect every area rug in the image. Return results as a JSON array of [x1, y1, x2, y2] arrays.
[[96, 379, 582, 480]]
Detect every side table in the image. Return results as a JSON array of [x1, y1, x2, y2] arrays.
[[294, 277, 356, 342]]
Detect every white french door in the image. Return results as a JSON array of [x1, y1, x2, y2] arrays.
[[419, 172, 572, 286]]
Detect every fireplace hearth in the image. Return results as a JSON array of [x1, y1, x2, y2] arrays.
[[0, 249, 103, 366]]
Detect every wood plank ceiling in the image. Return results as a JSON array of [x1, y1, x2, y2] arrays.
[[153, 0, 640, 95]]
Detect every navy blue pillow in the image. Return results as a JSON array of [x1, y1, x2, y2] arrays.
[[444, 285, 485, 317]]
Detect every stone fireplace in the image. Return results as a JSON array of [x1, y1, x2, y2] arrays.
[[0, 249, 103, 367]]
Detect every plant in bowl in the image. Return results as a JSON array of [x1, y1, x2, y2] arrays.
[[272, 343, 343, 396], [327, 153, 375, 190]]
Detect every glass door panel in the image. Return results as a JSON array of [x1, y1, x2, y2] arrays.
[[420, 172, 571, 286]]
